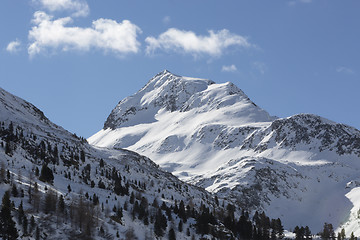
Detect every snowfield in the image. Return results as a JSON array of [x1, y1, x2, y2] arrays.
[[89, 70, 360, 235]]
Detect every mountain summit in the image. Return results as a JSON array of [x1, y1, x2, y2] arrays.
[[89, 70, 360, 233], [103, 70, 274, 129]]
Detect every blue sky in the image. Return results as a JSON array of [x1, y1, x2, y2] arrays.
[[0, 0, 359, 137]]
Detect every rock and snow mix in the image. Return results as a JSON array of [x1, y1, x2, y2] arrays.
[[89, 70, 360, 235], [0, 86, 239, 239]]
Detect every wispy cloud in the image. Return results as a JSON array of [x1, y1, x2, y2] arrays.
[[145, 28, 252, 57], [28, 11, 142, 57], [288, 0, 312, 6], [162, 16, 171, 25], [6, 39, 22, 53], [222, 64, 237, 72], [252, 61, 267, 75], [336, 66, 355, 75], [34, 0, 89, 17]]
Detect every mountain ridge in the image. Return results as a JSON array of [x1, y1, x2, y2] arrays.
[[0, 84, 245, 239], [89, 70, 360, 234]]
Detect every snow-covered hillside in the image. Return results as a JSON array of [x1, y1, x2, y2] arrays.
[[0, 86, 245, 239], [89, 70, 360, 235]]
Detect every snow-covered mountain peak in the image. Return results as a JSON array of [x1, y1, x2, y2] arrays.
[[90, 70, 360, 234], [103, 71, 273, 130]]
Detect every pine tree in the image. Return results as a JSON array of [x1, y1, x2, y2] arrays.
[[35, 226, 40, 240], [44, 189, 57, 214], [0, 162, 6, 183], [5, 141, 11, 156], [338, 232, 342, 240], [39, 164, 54, 183], [11, 184, 18, 198], [178, 219, 183, 232], [80, 150, 85, 162], [30, 215, 35, 233], [178, 200, 186, 222], [168, 227, 176, 240], [130, 192, 135, 204], [58, 195, 65, 214], [321, 223, 335, 240], [18, 201, 24, 225], [350, 232, 356, 240], [0, 191, 18, 240], [304, 226, 312, 240], [154, 208, 167, 237], [22, 216, 28, 235], [340, 228, 346, 240]]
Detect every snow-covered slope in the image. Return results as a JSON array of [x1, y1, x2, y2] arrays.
[[89, 70, 360, 235], [0, 86, 238, 239], [0, 87, 77, 143]]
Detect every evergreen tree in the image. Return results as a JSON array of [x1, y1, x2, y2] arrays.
[[0, 162, 6, 183], [304, 226, 312, 240], [178, 219, 183, 232], [0, 191, 18, 240], [350, 232, 356, 240], [114, 177, 122, 195], [154, 208, 167, 237], [58, 195, 65, 214], [39, 164, 54, 183], [186, 228, 191, 237], [5, 141, 11, 156], [294, 226, 304, 240], [22, 216, 28, 235], [11, 184, 18, 198], [99, 159, 104, 168], [17, 201, 24, 225], [338, 232, 342, 240], [320, 223, 335, 240], [340, 228, 346, 240], [178, 200, 187, 222], [44, 189, 57, 214], [35, 226, 40, 240], [130, 192, 135, 204], [80, 150, 85, 162], [168, 227, 176, 240], [30, 216, 35, 233]]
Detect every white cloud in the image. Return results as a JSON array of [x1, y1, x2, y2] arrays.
[[145, 28, 252, 57], [336, 66, 355, 75], [6, 39, 21, 53], [28, 11, 142, 57], [163, 16, 171, 25], [34, 0, 89, 17], [222, 64, 237, 72]]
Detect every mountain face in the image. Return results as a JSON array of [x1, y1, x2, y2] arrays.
[[89, 70, 360, 234], [0, 87, 241, 239]]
